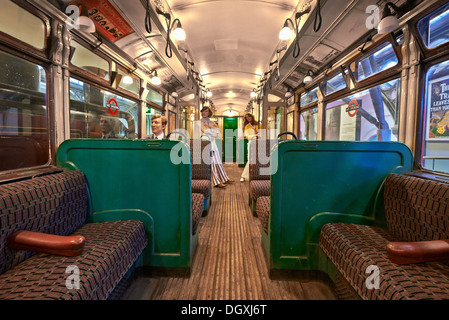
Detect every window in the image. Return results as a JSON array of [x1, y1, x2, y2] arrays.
[[71, 41, 110, 80], [69, 78, 137, 139], [0, 50, 48, 171], [147, 88, 163, 106], [118, 69, 139, 95], [286, 111, 294, 137], [299, 107, 318, 140], [322, 72, 347, 96], [355, 42, 398, 82], [300, 87, 318, 107], [0, 1, 46, 49], [417, 2, 449, 50], [324, 78, 400, 141], [422, 60, 449, 174]]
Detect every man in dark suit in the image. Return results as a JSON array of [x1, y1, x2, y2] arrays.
[[143, 114, 168, 139]]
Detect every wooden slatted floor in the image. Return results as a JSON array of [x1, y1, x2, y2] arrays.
[[122, 163, 337, 300]]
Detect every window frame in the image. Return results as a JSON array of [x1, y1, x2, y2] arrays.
[[411, 1, 449, 61], [346, 34, 403, 90], [115, 65, 140, 99], [322, 74, 402, 142], [0, 0, 51, 61], [69, 37, 112, 89], [0, 44, 52, 178]]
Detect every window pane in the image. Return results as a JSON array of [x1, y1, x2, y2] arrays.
[[417, 2, 449, 49], [299, 107, 318, 140], [71, 41, 109, 80], [300, 87, 318, 106], [0, 1, 45, 49], [356, 43, 398, 81], [69, 77, 137, 139], [118, 69, 139, 95], [323, 72, 346, 95], [325, 78, 400, 141], [147, 88, 163, 106], [422, 60, 449, 174], [0, 50, 48, 171], [286, 111, 294, 137]]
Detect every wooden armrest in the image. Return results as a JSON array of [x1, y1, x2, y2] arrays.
[[386, 240, 449, 265], [7, 230, 85, 257]]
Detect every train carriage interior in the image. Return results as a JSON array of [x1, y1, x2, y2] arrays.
[[1, 0, 449, 308]]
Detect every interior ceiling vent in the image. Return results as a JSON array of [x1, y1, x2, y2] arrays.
[[214, 39, 238, 51]]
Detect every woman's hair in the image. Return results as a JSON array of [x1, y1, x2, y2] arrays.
[[243, 113, 257, 126], [201, 106, 213, 117]]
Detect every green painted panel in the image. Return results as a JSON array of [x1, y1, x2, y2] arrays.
[[223, 117, 237, 162], [56, 139, 193, 268], [268, 141, 413, 270]]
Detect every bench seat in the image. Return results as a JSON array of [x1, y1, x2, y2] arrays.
[[256, 196, 270, 233], [192, 180, 211, 200], [0, 220, 147, 300], [192, 193, 204, 235], [319, 173, 449, 300], [320, 222, 449, 300], [250, 180, 270, 204]]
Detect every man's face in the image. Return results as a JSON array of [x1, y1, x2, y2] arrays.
[[100, 117, 111, 134], [152, 117, 165, 136]]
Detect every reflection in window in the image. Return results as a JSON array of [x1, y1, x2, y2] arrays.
[[69, 77, 138, 139], [356, 43, 398, 81], [0, 50, 48, 171], [418, 2, 449, 49], [118, 69, 139, 95], [422, 60, 449, 174], [323, 72, 347, 96], [300, 87, 318, 106], [71, 41, 110, 80], [324, 78, 400, 142], [299, 107, 318, 140]]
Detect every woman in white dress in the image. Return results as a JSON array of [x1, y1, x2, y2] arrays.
[[240, 113, 259, 182], [200, 107, 234, 188]]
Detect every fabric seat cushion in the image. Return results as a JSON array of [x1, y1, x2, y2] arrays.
[[192, 180, 211, 200], [250, 180, 270, 202], [319, 222, 449, 300], [192, 193, 204, 235], [256, 196, 270, 234], [0, 220, 147, 300]]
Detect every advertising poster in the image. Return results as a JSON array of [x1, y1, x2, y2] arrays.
[[427, 75, 449, 140]]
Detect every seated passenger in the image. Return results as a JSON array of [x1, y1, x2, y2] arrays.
[[143, 114, 167, 139], [100, 116, 116, 139]]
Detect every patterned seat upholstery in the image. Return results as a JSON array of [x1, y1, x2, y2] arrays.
[[319, 173, 449, 300], [192, 180, 211, 200], [0, 220, 147, 300], [250, 180, 270, 202], [256, 196, 270, 234], [0, 170, 148, 300], [192, 193, 204, 235]]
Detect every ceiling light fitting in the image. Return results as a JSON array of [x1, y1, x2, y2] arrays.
[[303, 70, 314, 84], [156, 8, 186, 58], [150, 69, 161, 85], [74, 3, 95, 34], [378, 0, 417, 35], [279, 8, 310, 58]]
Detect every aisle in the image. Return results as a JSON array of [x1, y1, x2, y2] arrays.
[[123, 163, 337, 300]]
